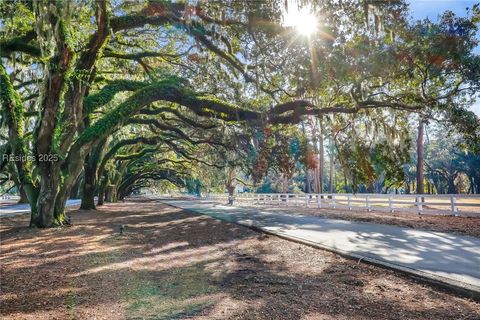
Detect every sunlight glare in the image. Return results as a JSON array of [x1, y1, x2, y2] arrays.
[[283, 3, 317, 36]]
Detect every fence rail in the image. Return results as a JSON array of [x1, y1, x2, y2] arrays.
[[202, 193, 480, 217], [0, 195, 20, 201]]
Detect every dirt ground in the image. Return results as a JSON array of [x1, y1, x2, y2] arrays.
[[234, 203, 480, 238], [1, 199, 479, 320]]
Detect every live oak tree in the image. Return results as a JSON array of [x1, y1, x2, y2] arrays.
[[0, 0, 311, 227], [1, 0, 479, 227], [391, 12, 480, 194], [89, 110, 228, 205], [294, 8, 480, 193]]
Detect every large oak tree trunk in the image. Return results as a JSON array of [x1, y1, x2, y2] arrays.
[[35, 163, 82, 227], [34, 167, 61, 227], [97, 177, 107, 206], [80, 158, 98, 210], [105, 185, 117, 202], [81, 179, 96, 209], [18, 186, 29, 204]]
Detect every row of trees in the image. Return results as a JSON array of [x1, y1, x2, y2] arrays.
[[1, 1, 479, 227], [241, 118, 480, 195]]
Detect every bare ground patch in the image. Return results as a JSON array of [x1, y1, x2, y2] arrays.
[[1, 199, 479, 319]]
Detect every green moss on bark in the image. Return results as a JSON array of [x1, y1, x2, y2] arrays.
[[76, 75, 258, 149], [83, 80, 148, 115]]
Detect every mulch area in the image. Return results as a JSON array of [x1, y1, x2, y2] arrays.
[[241, 204, 480, 238], [1, 199, 479, 319]]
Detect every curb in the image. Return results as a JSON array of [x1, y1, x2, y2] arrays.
[[162, 200, 480, 302]]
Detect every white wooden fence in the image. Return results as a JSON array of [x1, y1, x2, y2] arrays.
[[0, 194, 19, 201], [202, 193, 480, 217]]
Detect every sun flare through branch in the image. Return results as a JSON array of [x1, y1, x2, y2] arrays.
[[283, 1, 318, 36]]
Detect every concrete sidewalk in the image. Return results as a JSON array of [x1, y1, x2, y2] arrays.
[[162, 199, 480, 298]]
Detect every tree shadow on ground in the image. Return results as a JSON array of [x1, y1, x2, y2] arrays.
[[173, 201, 480, 286], [219, 248, 480, 320], [1, 200, 479, 319]]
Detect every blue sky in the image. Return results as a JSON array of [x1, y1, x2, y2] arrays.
[[408, 0, 480, 115], [408, 0, 478, 21]]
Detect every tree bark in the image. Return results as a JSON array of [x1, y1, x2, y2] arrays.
[[80, 172, 96, 209], [34, 167, 61, 227], [18, 186, 29, 204], [69, 176, 82, 200], [416, 118, 424, 194], [105, 185, 117, 202], [329, 136, 334, 193], [79, 135, 107, 209], [225, 167, 236, 196], [448, 175, 457, 194], [97, 177, 107, 206], [301, 121, 310, 193], [318, 117, 324, 193], [308, 117, 320, 193], [1, 64, 39, 225]]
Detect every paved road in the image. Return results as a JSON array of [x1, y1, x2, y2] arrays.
[[162, 199, 480, 294], [0, 199, 81, 218]]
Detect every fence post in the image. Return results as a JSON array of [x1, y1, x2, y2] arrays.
[[347, 195, 352, 210], [450, 196, 458, 216], [286, 194, 289, 207], [416, 196, 422, 214], [366, 195, 371, 212], [388, 195, 393, 213], [332, 195, 336, 209], [305, 194, 309, 208], [317, 194, 321, 208]]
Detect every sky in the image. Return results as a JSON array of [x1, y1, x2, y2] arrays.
[[408, 0, 478, 21], [407, 0, 480, 115]]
